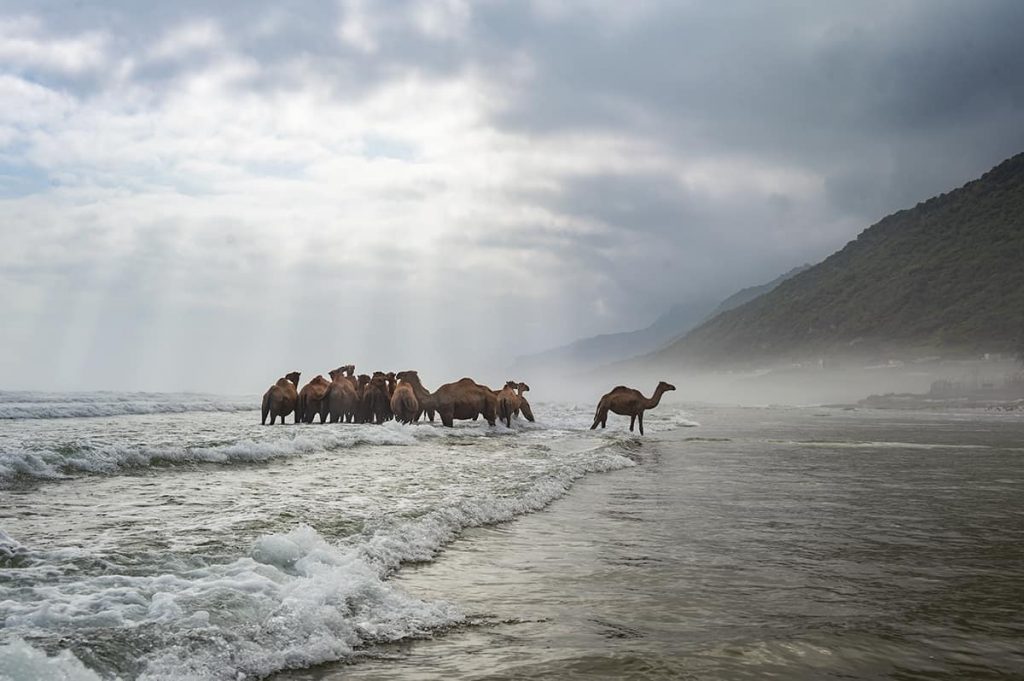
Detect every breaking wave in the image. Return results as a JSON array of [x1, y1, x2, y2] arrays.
[[0, 442, 636, 680], [0, 391, 256, 420], [0, 422, 437, 487]]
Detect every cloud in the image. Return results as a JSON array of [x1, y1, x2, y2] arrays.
[[0, 0, 1022, 391], [0, 15, 107, 74]]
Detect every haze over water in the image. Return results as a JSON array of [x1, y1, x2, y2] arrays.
[[2, 394, 1022, 679]]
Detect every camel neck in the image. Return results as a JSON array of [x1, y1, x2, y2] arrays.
[[645, 386, 668, 409]]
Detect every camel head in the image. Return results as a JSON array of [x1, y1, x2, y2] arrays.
[[504, 380, 518, 390], [385, 371, 396, 381], [369, 375, 388, 391], [517, 382, 530, 393], [342, 364, 355, 376], [329, 367, 343, 380], [357, 374, 371, 389], [396, 370, 419, 383], [372, 370, 386, 379], [285, 371, 301, 385], [657, 381, 676, 392]]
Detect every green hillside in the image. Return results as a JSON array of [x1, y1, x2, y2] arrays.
[[658, 152, 1024, 363]]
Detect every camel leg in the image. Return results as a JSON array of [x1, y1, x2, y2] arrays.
[[591, 400, 607, 430], [638, 411, 644, 436], [629, 414, 636, 432]]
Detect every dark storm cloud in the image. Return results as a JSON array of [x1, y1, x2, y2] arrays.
[[467, 1, 1024, 217]]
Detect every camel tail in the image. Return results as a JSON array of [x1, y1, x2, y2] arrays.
[[261, 391, 271, 425]]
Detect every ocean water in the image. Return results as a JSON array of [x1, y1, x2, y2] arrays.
[[2, 394, 1022, 680], [0, 391, 693, 680]]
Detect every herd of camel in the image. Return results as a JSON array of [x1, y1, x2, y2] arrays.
[[261, 366, 676, 435]]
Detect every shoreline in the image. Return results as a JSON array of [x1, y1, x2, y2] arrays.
[[857, 393, 1024, 411]]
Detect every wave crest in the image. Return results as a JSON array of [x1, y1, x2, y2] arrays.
[[0, 392, 256, 420]]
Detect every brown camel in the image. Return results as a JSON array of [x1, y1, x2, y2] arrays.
[[261, 371, 301, 425], [590, 381, 675, 435], [433, 377, 497, 427], [395, 370, 435, 422], [516, 382, 535, 422], [374, 371, 396, 422], [339, 364, 358, 389], [297, 375, 332, 424], [390, 378, 419, 424], [495, 380, 519, 428], [326, 367, 358, 423], [361, 374, 390, 424], [355, 374, 371, 422]]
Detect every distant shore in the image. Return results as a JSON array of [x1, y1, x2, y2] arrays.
[[858, 393, 1024, 411], [858, 378, 1024, 411]]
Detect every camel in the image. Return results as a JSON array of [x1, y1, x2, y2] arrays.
[[433, 377, 497, 427], [390, 378, 419, 424], [516, 382, 535, 422], [297, 375, 332, 424], [491, 381, 535, 422], [361, 374, 390, 424], [395, 370, 435, 422], [339, 364, 358, 390], [590, 381, 675, 435], [326, 367, 358, 423], [355, 374, 372, 422], [372, 371, 395, 422], [261, 371, 301, 425], [495, 380, 519, 428]]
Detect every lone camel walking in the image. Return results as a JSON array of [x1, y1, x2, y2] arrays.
[[590, 381, 675, 435]]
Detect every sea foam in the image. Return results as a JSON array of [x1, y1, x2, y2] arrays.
[[0, 392, 256, 420], [1, 437, 639, 680], [0, 422, 426, 487], [0, 639, 105, 681]]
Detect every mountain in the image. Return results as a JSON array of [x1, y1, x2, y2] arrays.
[[511, 299, 716, 375], [513, 267, 810, 375], [650, 151, 1024, 365], [704, 264, 811, 320]]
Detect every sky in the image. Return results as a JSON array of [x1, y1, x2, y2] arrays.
[[2, 0, 1023, 393]]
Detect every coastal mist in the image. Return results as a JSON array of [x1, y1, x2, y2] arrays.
[[2, 394, 1021, 679]]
